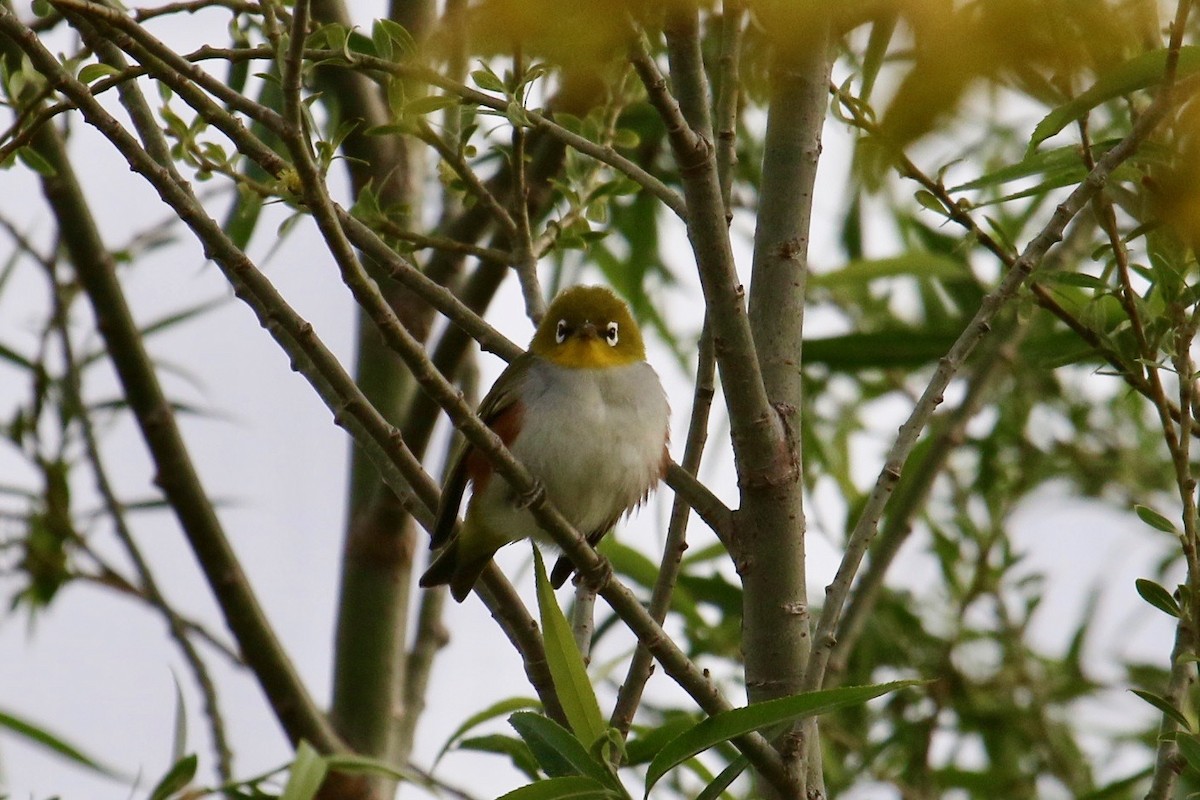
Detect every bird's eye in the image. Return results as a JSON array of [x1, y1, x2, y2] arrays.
[[605, 321, 619, 347], [555, 320, 568, 344]]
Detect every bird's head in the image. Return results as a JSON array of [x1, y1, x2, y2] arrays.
[[529, 285, 646, 369]]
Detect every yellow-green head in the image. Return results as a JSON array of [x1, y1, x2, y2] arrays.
[[530, 285, 646, 369]]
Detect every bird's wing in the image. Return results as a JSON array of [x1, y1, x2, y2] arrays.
[[429, 353, 533, 549]]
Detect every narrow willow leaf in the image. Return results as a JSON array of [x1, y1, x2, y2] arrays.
[[406, 94, 459, 115], [695, 754, 748, 800], [148, 754, 197, 800], [1135, 578, 1180, 618], [323, 752, 415, 781], [1076, 767, 1154, 800], [435, 696, 541, 765], [860, 12, 896, 101], [803, 330, 961, 370], [950, 142, 1091, 193], [17, 146, 56, 177], [496, 775, 620, 800], [170, 673, 188, 764], [1135, 504, 1179, 534], [644, 681, 920, 796], [222, 190, 263, 252], [1030, 46, 1200, 150], [624, 717, 697, 766], [279, 741, 328, 800], [0, 340, 34, 370], [1176, 733, 1200, 774], [460, 733, 541, 780], [532, 546, 605, 746], [0, 708, 121, 777], [1131, 689, 1192, 732], [810, 253, 969, 289], [509, 712, 614, 787], [140, 297, 227, 339], [1044, 272, 1108, 289]]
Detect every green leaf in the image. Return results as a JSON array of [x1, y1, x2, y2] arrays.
[[460, 734, 541, 780], [17, 146, 56, 177], [377, 18, 416, 55], [508, 712, 613, 786], [695, 754, 747, 800], [1077, 768, 1155, 799], [914, 189, 946, 215], [223, 186, 263, 251], [370, 20, 393, 61], [803, 329, 961, 370], [1043, 272, 1108, 290], [1030, 46, 1200, 150], [644, 681, 920, 796], [950, 142, 1091, 193], [532, 546, 605, 746], [323, 752, 415, 781], [471, 67, 506, 93], [496, 775, 621, 800], [363, 123, 408, 137], [0, 708, 121, 778], [78, 62, 121, 84], [860, 12, 896, 102], [1177, 733, 1200, 774], [148, 754, 197, 800], [435, 696, 541, 765], [1131, 689, 1192, 732], [1135, 504, 1179, 534], [810, 253, 969, 289], [140, 297, 227, 339], [624, 717, 696, 766], [1135, 578, 1180, 618], [169, 674, 188, 765], [405, 94, 459, 116], [0, 340, 35, 370], [279, 741, 328, 800]]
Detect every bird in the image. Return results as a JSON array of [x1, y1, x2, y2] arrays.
[[419, 285, 670, 602]]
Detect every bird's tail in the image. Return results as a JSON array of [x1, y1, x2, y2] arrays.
[[419, 536, 493, 603], [419, 538, 459, 590]]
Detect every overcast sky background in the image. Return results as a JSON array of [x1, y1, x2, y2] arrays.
[[0, 6, 1184, 798]]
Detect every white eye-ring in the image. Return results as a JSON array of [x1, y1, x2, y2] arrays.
[[555, 319, 568, 344], [605, 321, 619, 346]]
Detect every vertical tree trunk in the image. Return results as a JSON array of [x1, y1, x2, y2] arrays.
[[742, 16, 832, 798]]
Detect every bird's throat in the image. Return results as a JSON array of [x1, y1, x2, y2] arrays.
[[546, 338, 635, 369]]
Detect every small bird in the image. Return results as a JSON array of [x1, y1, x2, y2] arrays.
[[419, 285, 670, 602]]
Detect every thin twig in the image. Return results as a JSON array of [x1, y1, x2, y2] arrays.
[[1146, 10, 1200, 786], [373, 220, 517, 265], [509, 72, 545, 324], [416, 119, 518, 238]]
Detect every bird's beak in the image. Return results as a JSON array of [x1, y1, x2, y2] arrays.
[[577, 322, 599, 341]]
